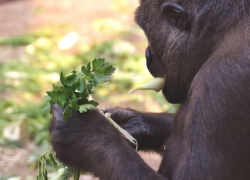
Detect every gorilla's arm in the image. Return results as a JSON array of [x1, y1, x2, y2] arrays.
[[50, 105, 167, 180], [108, 109, 175, 152]]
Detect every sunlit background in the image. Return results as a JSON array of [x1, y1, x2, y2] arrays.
[[0, 0, 179, 179]]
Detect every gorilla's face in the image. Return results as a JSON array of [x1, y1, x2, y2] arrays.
[[135, 0, 219, 103]]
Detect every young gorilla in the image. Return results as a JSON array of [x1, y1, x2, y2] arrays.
[[50, 0, 250, 180]]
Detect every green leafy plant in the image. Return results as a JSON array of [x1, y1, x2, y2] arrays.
[[0, 30, 52, 47], [37, 58, 116, 180], [36, 58, 139, 180], [46, 58, 115, 120], [47, 58, 137, 146], [35, 151, 80, 180]]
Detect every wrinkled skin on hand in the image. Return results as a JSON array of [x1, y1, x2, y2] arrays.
[[50, 104, 118, 172], [50, 104, 166, 180], [105, 108, 174, 152], [105, 108, 151, 141]]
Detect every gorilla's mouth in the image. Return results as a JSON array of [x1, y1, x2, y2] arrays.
[[145, 46, 166, 78], [145, 47, 153, 70], [145, 47, 155, 75], [145, 46, 171, 99]]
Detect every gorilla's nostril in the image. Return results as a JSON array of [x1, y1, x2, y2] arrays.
[[145, 47, 152, 65]]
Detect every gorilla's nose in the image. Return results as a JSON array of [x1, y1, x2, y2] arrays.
[[145, 47, 153, 66]]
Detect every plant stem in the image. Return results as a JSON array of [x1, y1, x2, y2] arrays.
[[99, 110, 138, 151]]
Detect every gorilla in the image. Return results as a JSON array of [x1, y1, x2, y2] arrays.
[[50, 0, 250, 180]]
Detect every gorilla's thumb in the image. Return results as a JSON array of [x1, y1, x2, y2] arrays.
[[50, 104, 64, 132]]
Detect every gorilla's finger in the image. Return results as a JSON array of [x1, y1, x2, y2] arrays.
[[104, 108, 137, 124], [123, 116, 151, 137], [50, 104, 64, 132]]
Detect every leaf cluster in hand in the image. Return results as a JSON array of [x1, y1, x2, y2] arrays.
[[47, 58, 115, 120], [36, 151, 58, 180], [35, 151, 80, 180]]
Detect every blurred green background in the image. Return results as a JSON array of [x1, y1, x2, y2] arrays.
[[0, 0, 178, 179]]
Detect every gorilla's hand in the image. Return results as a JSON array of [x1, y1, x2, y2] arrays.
[[50, 104, 130, 174], [50, 104, 166, 180], [106, 108, 150, 138], [105, 108, 174, 152]]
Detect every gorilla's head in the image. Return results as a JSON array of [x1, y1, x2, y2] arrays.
[[135, 0, 246, 103]]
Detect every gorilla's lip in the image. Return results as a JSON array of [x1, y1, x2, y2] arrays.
[[147, 64, 166, 78], [146, 47, 153, 66], [146, 46, 166, 78]]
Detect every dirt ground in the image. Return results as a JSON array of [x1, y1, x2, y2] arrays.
[[0, 0, 162, 179]]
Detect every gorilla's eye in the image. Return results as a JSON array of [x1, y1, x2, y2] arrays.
[[161, 2, 188, 29], [161, 2, 184, 15]]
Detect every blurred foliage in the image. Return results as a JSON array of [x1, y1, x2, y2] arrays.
[[0, 30, 52, 47]]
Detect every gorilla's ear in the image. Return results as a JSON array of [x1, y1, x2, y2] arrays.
[[161, 2, 190, 30]]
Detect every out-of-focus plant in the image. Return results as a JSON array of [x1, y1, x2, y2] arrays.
[[111, 0, 138, 14], [92, 19, 126, 35]]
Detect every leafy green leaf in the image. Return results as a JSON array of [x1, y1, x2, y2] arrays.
[[63, 106, 71, 121], [47, 58, 115, 121], [0, 35, 36, 47], [92, 58, 115, 76], [60, 71, 78, 87], [77, 78, 85, 93], [79, 104, 96, 113], [81, 66, 90, 75], [88, 100, 99, 106]]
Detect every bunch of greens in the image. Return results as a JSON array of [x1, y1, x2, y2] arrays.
[[36, 58, 115, 180], [35, 151, 80, 180], [47, 58, 115, 120], [37, 58, 138, 180]]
